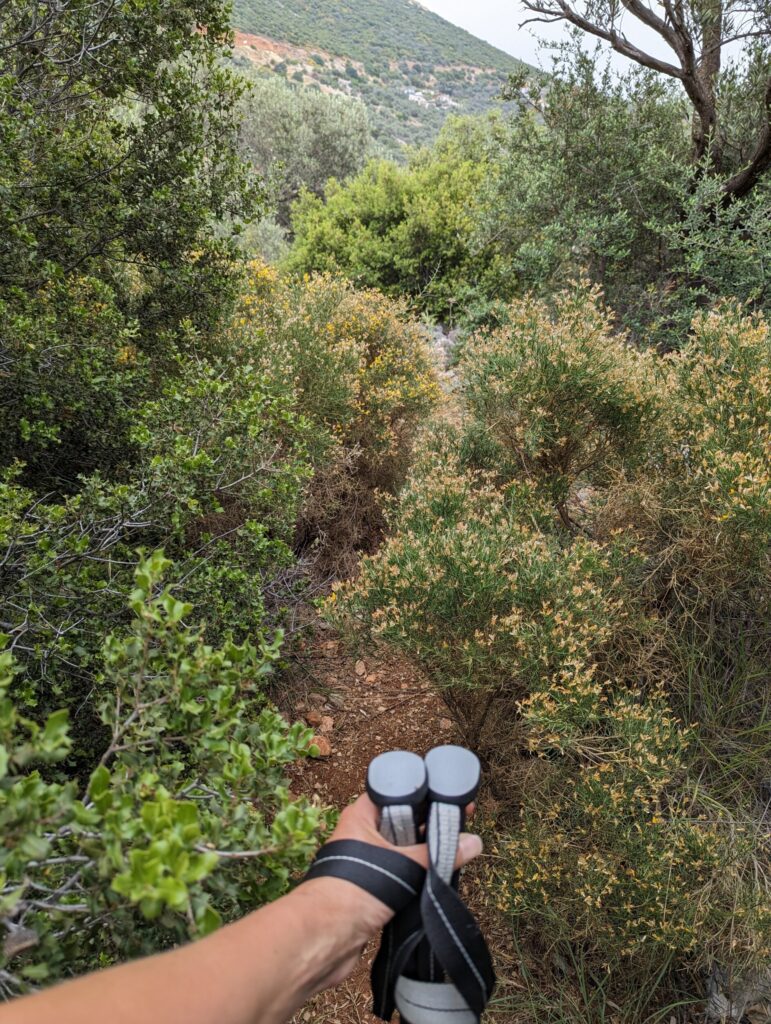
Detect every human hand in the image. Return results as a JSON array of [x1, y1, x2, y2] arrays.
[[294, 793, 483, 993]]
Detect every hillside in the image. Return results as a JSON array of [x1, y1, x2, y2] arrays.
[[231, 0, 529, 153]]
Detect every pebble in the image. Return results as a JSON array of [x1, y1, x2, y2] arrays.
[[310, 735, 332, 758]]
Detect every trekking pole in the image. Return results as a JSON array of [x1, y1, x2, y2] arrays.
[[392, 745, 488, 1024], [367, 749, 428, 846], [370, 745, 495, 1024]]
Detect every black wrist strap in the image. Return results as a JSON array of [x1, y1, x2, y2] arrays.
[[303, 839, 426, 913], [371, 802, 496, 1024]]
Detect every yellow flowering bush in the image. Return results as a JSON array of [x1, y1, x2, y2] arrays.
[[663, 306, 770, 590], [329, 434, 639, 744], [461, 284, 665, 520], [231, 262, 440, 563], [332, 290, 771, 1013], [506, 676, 771, 975]]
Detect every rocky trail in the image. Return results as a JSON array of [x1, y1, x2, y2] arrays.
[[285, 619, 461, 1024], [283, 332, 515, 1024]]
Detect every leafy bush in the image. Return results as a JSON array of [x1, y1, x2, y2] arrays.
[[0, 552, 325, 996], [286, 117, 508, 321], [2, 355, 312, 724], [231, 262, 440, 565], [462, 284, 665, 515], [0, 275, 148, 491], [238, 74, 372, 225], [331, 290, 771, 1015]]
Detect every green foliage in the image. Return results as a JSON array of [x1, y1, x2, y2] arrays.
[[238, 73, 372, 226], [0, 553, 326, 996], [0, 0, 447, 1005], [1, 355, 312, 723], [483, 49, 691, 339], [0, 0, 263, 496], [331, 292, 771, 1016], [663, 173, 771, 326], [1, 0, 260, 339], [287, 117, 506, 321], [0, 275, 146, 490], [462, 284, 665, 511], [230, 262, 440, 563], [286, 41, 770, 342], [484, 45, 771, 343]]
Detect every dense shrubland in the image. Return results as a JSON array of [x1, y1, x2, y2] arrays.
[[331, 288, 771, 1018], [3, 0, 771, 1018], [0, 263, 435, 991], [0, 0, 436, 994]]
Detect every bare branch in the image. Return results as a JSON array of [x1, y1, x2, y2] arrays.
[[521, 0, 687, 77]]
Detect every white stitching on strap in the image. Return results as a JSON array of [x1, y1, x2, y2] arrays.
[[317, 854, 418, 895], [425, 871, 487, 997]]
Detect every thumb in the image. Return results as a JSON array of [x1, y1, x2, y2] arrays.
[[455, 832, 483, 869]]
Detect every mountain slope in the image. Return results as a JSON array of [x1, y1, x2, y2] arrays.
[[231, 0, 528, 153]]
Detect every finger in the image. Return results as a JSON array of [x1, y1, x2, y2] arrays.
[[456, 832, 483, 868], [342, 792, 380, 828]]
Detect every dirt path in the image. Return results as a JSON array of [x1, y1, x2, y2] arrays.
[[285, 619, 463, 1024], [284, 341, 513, 1023]]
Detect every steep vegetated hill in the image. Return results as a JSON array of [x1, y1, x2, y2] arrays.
[[231, 0, 529, 153]]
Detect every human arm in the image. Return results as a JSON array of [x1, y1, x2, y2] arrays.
[[0, 794, 483, 1024]]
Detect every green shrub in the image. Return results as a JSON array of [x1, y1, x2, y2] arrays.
[[0, 552, 325, 996], [231, 262, 440, 565], [0, 275, 148, 491], [461, 284, 665, 516], [1, 354, 312, 724], [331, 291, 771, 1015], [286, 117, 507, 321]]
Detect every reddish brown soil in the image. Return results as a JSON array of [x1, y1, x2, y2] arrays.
[[284, 621, 459, 1024]]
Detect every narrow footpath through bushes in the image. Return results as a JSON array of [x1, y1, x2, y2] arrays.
[[286, 329, 515, 1024], [286, 618, 460, 1024], [284, 615, 519, 1024]]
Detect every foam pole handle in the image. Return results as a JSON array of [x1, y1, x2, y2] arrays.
[[367, 750, 428, 847], [424, 745, 480, 887]]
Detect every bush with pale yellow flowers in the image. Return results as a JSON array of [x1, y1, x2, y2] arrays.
[[330, 287, 771, 1016], [231, 262, 440, 566]]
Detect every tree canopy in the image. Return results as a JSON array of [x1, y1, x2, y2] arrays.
[[518, 0, 771, 198]]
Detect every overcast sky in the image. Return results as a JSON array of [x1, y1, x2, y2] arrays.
[[417, 0, 678, 71]]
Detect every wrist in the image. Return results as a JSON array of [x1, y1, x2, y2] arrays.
[[283, 877, 388, 994], [292, 874, 387, 947]]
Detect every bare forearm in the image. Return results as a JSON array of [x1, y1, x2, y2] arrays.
[[1, 880, 364, 1024], [0, 795, 482, 1024]]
